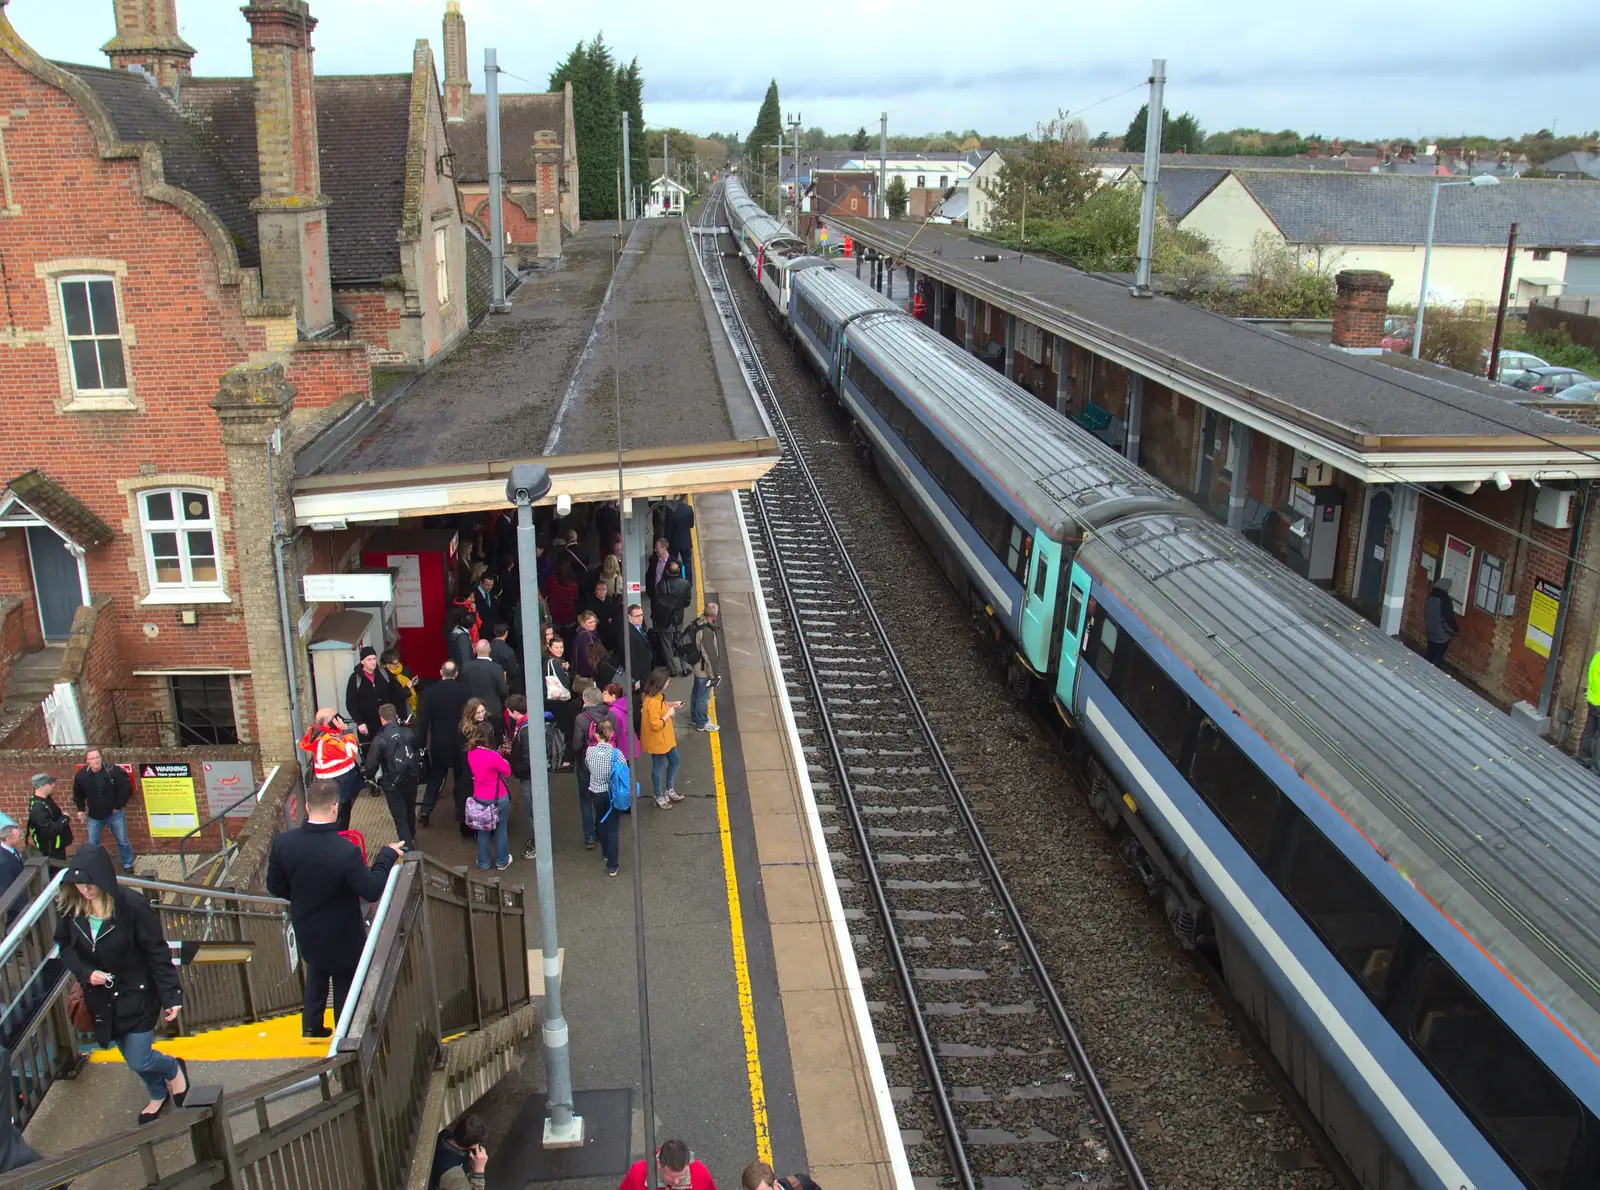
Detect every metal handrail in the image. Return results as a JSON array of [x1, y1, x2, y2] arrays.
[[177, 764, 279, 880], [327, 861, 402, 1057], [0, 867, 65, 969]]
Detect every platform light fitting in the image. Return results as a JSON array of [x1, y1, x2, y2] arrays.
[[1493, 471, 1512, 491], [555, 493, 572, 517]]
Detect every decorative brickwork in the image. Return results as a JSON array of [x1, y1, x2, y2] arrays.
[[101, 0, 195, 89]]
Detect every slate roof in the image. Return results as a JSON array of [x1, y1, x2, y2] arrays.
[[1149, 167, 1228, 219], [2, 471, 114, 548], [1541, 151, 1600, 180], [1233, 171, 1600, 247], [61, 64, 262, 270], [446, 91, 565, 183], [1090, 150, 1351, 172], [181, 75, 413, 284], [58, 63, 414, 285]]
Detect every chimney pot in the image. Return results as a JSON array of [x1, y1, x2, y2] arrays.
[[442, 0, 470, 122], [102, 0, 196, 88], [1331, 270, 1394, 353]]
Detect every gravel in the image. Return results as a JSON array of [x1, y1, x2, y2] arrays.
[[722, 247, 1339, 1190]]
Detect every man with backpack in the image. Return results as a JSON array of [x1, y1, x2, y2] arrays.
[[364, 703, 419, 848], [649, 562, 691, 666], [682, 603, 722, 732], [569, 686, 610, 850], [26, 773, 72, 860]]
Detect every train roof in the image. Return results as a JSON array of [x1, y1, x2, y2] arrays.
[[741, 213, 803, 250], [792, 264, 900, 319], [1079, 509, 1600, 1050], [845, 311, 1183, 539]]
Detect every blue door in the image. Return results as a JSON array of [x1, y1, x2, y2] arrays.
[[28, 527, 82, 641], [1052, 564, 1093, 716]]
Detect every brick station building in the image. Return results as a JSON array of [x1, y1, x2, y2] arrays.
[[836, 217, 1600, 752], [0, 0, 479, 848]]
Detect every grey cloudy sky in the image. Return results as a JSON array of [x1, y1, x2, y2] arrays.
[[11, 0, 1598, 141]]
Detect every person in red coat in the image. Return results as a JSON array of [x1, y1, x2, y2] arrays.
[[618, 1140, 716, 1190]]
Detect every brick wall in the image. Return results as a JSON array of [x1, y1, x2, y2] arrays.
[[462, 187, 540, 244], [0, 597, 24, 703], [285, 341, 372, 412], [1138, 384, 1196, 496], [338, 289, 407, 364], [0, 746, 259, 856], [0, 529, 44, 655]]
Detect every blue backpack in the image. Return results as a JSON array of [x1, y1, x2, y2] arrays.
[[607, 747, 632, 814]]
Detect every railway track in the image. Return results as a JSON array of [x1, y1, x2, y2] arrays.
[[694, 187, 1147, 1190]]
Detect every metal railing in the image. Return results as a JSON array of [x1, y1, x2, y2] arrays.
[[0, 854, 530, 1190], [176, 764, 279, 883]]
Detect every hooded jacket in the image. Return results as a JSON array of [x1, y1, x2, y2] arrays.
[[1424, 582, 1460, 644], [54, 844, 182, 1046]]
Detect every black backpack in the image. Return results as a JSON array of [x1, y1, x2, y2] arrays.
[[389, 728, 421, 787], [678, 620, 704, 667]]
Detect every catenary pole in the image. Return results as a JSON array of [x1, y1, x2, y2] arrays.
[[622, 110, 634, 220], [879, 112, 888, 219], [506, 464, 583, 1149], [1131, 58, 1165, 297], [485, 48, 509, 312], [1488, 222, 1519, 380]]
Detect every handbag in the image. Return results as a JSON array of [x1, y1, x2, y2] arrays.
[[464, 795, 500, 832], [545, 660, 571, 702], [66, 980, 94, 1033]]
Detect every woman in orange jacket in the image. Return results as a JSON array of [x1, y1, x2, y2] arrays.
[[638, 668, 682, 811]]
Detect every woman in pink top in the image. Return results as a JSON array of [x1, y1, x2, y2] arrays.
[[465, 724, 512, 871], [602, 683, 639, 760]]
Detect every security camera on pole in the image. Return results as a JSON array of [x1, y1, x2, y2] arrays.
[[506, 462, 584, 1150]]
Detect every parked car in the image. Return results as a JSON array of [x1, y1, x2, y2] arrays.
[[1511, 366, 1596, 396], [1380, 316, 1415, 353], [1488, 349, 1549, 386], [1556, 380, 1600, 402]]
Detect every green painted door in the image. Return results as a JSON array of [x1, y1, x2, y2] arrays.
[[1053, 563, 1093, 712], [1020, 534, 1060, 674]]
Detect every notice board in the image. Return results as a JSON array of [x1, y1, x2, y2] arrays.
[[1525, 579, 1562, 659], [141, 762, 200, 838]]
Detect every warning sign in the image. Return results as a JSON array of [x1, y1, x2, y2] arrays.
[[1525, 579, 1561, 659], [140, 762, 200, 837]]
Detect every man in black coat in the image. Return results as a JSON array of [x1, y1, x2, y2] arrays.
[[471, 573, 502, 633], [487, 622, 523, 697], [664, 496, 695, 586], [344, 647, 395, 751], [267, 779, 404, 1037], [364, 703, 420, 848], [463, 639, 510, 720], [448, 609, 476, 673], [72, 748, 134, 871], [418, 661, 472, 831], [0, 823, 26, 926]]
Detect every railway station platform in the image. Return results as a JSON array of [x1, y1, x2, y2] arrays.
[[336, 491, 907, 1190]]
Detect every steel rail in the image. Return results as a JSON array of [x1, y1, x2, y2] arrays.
[[697, 184, 1150, 1190]]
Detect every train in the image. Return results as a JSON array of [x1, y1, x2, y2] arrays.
[[721, 176, 822, 318], [713, 179, 1600, 1190]]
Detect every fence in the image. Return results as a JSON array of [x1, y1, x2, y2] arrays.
[[0, 853, 529, 1190], [1528, 297, 1600, 352]]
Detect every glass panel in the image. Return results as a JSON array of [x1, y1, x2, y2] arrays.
[[1093, 614, 1118, 681], [1411, 962, 1580, 1190], [68, 340, 101, 391], [1122, 642, 1190, 760], [1283, 818, 1402, 998], [96, 340, 126, 390], [150, 531, 182, 584], [182, 492, 211, 522], [60, 281, 92, 337], [1189, 718, 1280, 859], [87, 279, 119, 335], [144, 491, 174, 523], [186, 531, 217, 583], [1033, 555, 1049, 599], [1065, 587, 1084, 637], [171, 676, 239, 745]]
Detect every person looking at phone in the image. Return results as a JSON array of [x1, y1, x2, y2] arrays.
[[429, 1112, 490, 1190], [640, 667, 682, 810], [299, 708, 363, 831]]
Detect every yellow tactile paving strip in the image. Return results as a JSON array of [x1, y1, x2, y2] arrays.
[[86, 1009, 330, 1063], [696, 492, 907, 1190]]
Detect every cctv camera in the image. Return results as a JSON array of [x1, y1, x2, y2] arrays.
[[504, 463, 551, 506]]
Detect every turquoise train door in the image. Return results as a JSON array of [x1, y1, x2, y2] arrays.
[[1020, 534, 1061, 673], [1053, 563, 1093, 713]]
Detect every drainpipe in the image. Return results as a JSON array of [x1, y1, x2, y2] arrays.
[[266, 438, 307, 782]]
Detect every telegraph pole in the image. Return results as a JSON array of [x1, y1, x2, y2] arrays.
[[484, 47, 510, 312], [879, 112, 889, 219], [1488, 222, 1519, 381], [1131, 58, 1166, 297]]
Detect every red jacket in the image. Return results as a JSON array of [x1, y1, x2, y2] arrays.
[[618, 1158, 716, 1190], [299, 725, 359, 779]]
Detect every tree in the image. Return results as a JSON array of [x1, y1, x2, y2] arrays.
[[885, 175, 908, 219], [850, 126, 870, 151], [616, 57, 647, 205], [746, 79, 783, 210], [979, 114, 1101, 235], [1124, 104, 1158, 153], [550, 36, 621, 220], [1125, 104, 1204, 153], [803, 126, 827, 152]]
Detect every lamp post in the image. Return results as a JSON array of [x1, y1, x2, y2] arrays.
[[506, 463, 584, 1150], [1411, 173, 1500, 359]]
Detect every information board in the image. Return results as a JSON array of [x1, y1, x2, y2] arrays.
[[1440, 534, 1475, 615], [140, 762, 200, 837], [202, 760, 257, 819], [1525, 579, 1562, 659]]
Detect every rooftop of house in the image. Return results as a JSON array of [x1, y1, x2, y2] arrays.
[[1088, 150, 1354, 172], [62, 62, 416, 285], [445, 91, 566, 184], [1144, 167, 1229, 219], [830, 219, 1600, 465]]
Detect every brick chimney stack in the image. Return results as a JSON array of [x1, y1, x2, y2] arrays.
[[1331, 270, 1393, 354], [102, 0, 196, 89], [442, 0, 470, 122], [243, 0, 333, 335]]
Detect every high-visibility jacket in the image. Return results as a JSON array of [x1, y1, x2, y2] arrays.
[[299, 726, 359, 780], [1588, 651, 1600, 707]]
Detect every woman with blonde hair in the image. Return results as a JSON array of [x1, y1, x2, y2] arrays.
[[599, 553, 624, 599], [55, 844, 188, 1124]]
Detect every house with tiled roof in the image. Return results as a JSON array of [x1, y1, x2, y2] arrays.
[[1171, 169, 1600, 306]]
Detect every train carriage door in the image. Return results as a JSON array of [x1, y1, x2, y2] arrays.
[[1020, 534, 1060, 672], [1053, 564, 1093, 713]]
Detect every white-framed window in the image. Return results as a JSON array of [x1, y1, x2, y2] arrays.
[[1016, 322, 1044, 362], [940, 175, 949, 189], [434, 227, 450, 305], [1474, 552, 1505, 615], [140, 489, 220, 593], [59, 275, 127, 393]]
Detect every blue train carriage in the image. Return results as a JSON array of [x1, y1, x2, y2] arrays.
[[789, 265, 898, 386], [834, 306, 1186, 690], [1056, 509, 1600, 1190], [759, 251, 828, 326]]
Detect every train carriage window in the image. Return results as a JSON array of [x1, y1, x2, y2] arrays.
[[1120, 640, 1191, 760], [1410, 960, 1582, 1190], [1065, 586, 1085, 639], [973, 493, 1008, 558], [1089, 611, 1118, 681], [1033, 553, 1049, 599], [1281, 817, 1401, 999], [1189, 718, 1281, 860], [1005, 523, 1030, 582], [888, 395, 910, 437], [946, 466, 978, 517]]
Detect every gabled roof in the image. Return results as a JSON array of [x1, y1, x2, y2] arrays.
[[937, 188, 969, 220], [446, 91, 565, 184], [1231, 171, 1600, 247], [1541, 151, 1600, 180], [1146, 166, 1229, 219], [0, 471, 114, 548], [181, 74, 413, 285], [1088, 150, 1350, 172]]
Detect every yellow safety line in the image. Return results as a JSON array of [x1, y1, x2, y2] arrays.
[[87, 1009, 330, 1062], [688, 495, 772, 1164]]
